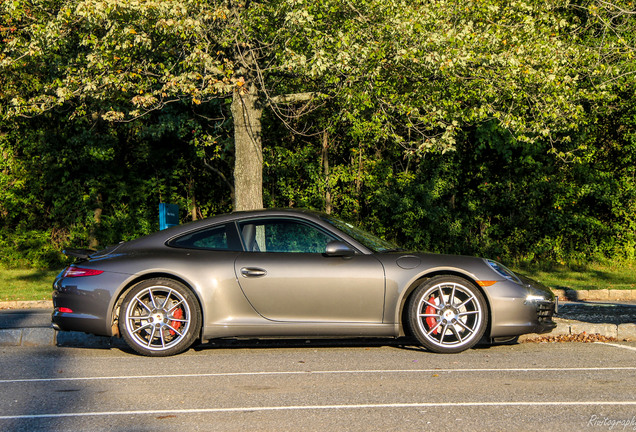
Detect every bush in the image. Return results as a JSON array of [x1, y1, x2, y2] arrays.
[[0, 229, 70, 269]]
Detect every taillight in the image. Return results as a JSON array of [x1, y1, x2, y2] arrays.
[[62, 266, 104, 278]]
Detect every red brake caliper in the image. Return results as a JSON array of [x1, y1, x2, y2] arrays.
[[169, 308, 183, 335], [425, 296, 439, 334]]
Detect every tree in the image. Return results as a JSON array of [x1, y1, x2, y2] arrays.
[[279, 0, 608, 157], [3, 0, 612, 209], [1, 0, 328, 210], [2, 0, 636, 267], [1, 0, 245, 207]]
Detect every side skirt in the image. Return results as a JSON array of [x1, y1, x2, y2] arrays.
[[202, 323, 397, 340]]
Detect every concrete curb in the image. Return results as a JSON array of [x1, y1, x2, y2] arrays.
[[2, 319, 634, 349], [0, 327, 124, 348], [551, 288, 636, 301], [0, 300, 52, 310], [518, 318, 636, 342]]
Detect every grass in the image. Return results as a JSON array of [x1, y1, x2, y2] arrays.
[[0, 267, 61, 302], [514, 261, 636, 291], [0, 261, 635, 302]]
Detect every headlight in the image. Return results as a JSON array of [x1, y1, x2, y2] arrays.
[[485, 259, 522, 285]]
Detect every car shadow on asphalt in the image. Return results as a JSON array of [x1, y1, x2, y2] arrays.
[[191, 336, 496, 353], [194, 336, 420, 351], [61, 334, 504, 356]]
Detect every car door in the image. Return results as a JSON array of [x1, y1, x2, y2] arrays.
[[234, 217, 386, 323]]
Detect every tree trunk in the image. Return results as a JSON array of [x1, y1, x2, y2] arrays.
[[188, 177, 199, 221], [89, 193, 102, 249], [322, 132, 332, 214], [231, 81, 263, 211]]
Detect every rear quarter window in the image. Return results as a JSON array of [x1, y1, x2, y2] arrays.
[[168, 224, 241, 251]]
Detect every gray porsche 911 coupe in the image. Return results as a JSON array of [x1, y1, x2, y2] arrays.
[[52, 208, 557, 356]]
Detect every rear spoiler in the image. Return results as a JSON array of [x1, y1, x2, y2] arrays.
[[63, 249, 96, 260]]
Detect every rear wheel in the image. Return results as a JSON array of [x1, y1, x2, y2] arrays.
[[119, 278, 201, 356], [408, 276, 488, 353]]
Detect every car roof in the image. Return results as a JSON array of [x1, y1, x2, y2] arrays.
[[115, 208, 363, 252]]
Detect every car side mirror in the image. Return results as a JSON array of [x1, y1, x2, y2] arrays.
[[324, 240, 355, 257]]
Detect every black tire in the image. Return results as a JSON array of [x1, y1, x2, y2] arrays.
[[119, 278, 201, 356], [408, 275, 488, 354]]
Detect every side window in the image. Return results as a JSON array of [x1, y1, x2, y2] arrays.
[[238, 219, 336, 253], [170, 224, 239, 250]]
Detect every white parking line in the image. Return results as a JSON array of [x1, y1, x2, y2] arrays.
[[595, 342, 636, 352], [1, 366, 635, 384], [1, 401, 636, 420]]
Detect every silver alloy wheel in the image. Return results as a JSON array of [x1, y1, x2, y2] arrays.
[[409, 276, 487, 353], [124, 285, 192, 352]]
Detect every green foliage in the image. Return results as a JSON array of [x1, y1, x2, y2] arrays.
[[0, 100, 234, 267], [0, 229, 68, 269], [1, 0, 635, 268], [263, 0, 636, 264], [1, 0, 234, 120], [279, 0, 599, 157]]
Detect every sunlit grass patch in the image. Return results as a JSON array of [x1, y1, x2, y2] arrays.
[[0, 267, 60, 302], [514, 261, 636, 291]]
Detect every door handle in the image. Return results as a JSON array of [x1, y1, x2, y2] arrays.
[[240, 267, 267, 278]]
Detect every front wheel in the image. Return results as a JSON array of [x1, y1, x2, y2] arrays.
[[119, 278, 201, 356], [408, 276, 488, 354]]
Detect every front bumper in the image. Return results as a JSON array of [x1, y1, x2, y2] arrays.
[[487, 276, 558, 338], [532, 298, 558, 333]]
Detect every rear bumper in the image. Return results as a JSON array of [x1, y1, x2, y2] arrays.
[[51, 311, 110, 336], [51, 270, 127, 337]]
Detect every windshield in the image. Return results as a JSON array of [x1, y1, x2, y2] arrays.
[[321, 215, 400, 253]]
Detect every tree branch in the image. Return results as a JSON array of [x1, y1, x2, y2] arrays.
[[203, 160, 235, 195]]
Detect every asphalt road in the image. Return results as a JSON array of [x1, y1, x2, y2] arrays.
[[0, 340, 635, 431]]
